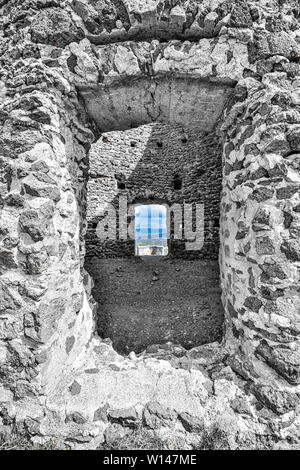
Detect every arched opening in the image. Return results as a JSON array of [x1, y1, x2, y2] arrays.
[[135, 205, 168, 257]]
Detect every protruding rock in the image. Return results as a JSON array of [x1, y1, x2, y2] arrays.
[[108, 407, 138, 428]]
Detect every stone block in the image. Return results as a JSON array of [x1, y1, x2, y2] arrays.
[[256, 340, 300, 385]]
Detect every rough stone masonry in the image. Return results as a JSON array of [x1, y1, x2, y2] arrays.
[[84, 123, 224, 353], [0, 0, 299, 450]]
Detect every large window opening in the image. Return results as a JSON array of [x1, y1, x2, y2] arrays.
[[84, 122, 224, 354], [135, 205, 168, 256]]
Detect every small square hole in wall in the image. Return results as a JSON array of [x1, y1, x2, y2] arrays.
[[130, 141, 137, 147], [157, 141, 163, 148], [197, 168, 206, 177], [117, 181, 126, 190], [173, 175, 182, 190]]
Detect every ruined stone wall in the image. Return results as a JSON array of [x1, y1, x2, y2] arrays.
[[221, 73, 300, 391], [0, 0, 299, 450], [85, 123, 222, 259], [0, 0, 97, 410]]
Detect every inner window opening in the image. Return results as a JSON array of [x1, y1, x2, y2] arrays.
[[173, 175, 182, 190]]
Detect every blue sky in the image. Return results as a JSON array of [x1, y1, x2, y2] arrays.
[[135, 205, 167, 239]]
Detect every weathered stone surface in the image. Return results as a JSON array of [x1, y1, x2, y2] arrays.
[[250, 187, 274, 202], [31, 7, 85, 48], [65, 412, 86, 424], [260, 261, 286, 281], [255, 236, 275, 256], [276, 186, 299, 200], [93, 404, 109, 423], [281, 240, 300, 262], [178, 412, 204, 433], [25, 250, 49, 275], [0, 0, 299, 451], [23, 176, 61, 202], [143, 401, 176, 430], [256, 341, 300, 385], [230, 397, 252, 416], [108, 407, 138, 428], [244, 296, 262, 313], [252, 384, 300, 415], [19, 210, 46, 242], [69, 381, 82, 396], [65, 336, 75, 354], [0, 248, 18, 269], [103, 423, 129, 446], [0, 280, 21, 315], [252, 208, 270, 232], [227, 300, 238, 318]]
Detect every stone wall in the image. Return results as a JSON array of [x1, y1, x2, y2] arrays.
[[220, 73, 300, 389]]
